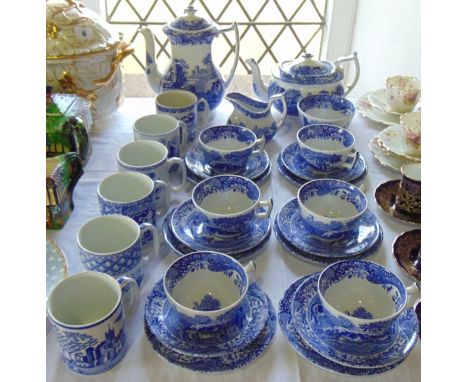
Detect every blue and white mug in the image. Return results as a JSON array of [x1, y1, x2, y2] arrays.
[[317, 260, 420, 355], [297, 94, 356, 128], [47, 271, 139, 375], [192, 175, 273, 238], [133, 114, 188, 158], [198, 125, 265, 174], [297, 124, 357, 173], [298, 179, 367, 241], [77, 214, 159, 288], [156, 89, 209, 143], [163, 251, 256, 345]]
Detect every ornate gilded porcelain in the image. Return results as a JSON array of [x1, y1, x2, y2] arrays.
[[386, 76, 421, 113], [140, 5, 240, 112], [378, 125, 421, 162], [246, 52, 360, 116], [393, 229, 421, 282], [369, 136, 410, 172], [356, 94, 401, 126]]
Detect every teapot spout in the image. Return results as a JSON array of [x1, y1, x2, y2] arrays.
[[139, 26, 164, 94], [245, 58, 269, 101]]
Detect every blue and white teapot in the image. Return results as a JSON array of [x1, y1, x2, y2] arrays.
[[246, 52, 360, 116], [140, 6, 240, 112]]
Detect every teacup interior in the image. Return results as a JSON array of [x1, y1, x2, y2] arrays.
[[199, 191, 254, 214], [78, 216, 139, 253], [305, 138, 347, 151], [206, 138, 250, 150], [48, 273, 120, 326], [135, 114, 178, 135], [308, 108, 346, 120], [303, 194, 358, 219], [99, 173, 153, 203], [157, 90, 196, 108], [118, 141, 166, 167], [200, 126, 254, 151], [402, 163, 421, 181]]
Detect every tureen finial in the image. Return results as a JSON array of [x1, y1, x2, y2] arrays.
[[184, 5, 197, 16], [302, 53, 313, 60]]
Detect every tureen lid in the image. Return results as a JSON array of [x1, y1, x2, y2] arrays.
[[166, 5, 216, 33], [46, 0, 121, 59], [274, 53, 337, 83]]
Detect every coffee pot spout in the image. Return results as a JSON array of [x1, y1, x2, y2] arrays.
[[139, 26, 165, 93]]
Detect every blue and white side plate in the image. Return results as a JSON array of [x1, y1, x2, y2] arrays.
[[293, 273, 419, 369], [163, 208, 272, 262], [144, 282, 276, 373], [171, 200, 271, 255], [278, 275, 405, 376], [280, 142, 367, 184], [276, 154, 306, 187], [276, 199, 382, 258], [188, 162, 272, 186], [185, 144, 270, 180], [145, 280, 271, 357]]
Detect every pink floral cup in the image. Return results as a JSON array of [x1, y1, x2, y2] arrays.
[[386, 76, 421, 113], [400, 111, 421, 157]]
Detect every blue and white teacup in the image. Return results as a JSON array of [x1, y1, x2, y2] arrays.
[[192, 175, 273, 239], [77, 214, 159, 288], [133, 114, 188, 158], [317, 260, 420, 355], [47, 271, 139, 375], [297, 94, 356, 128], [297, 124, 357, 173], [163, 251, 256, 345], [298, 179, 367, 241], [156, 89, 209, 143], [198, 125, 265, 174]]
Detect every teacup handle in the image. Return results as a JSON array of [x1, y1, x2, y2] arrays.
[[405, 282, 421, 310], [166, 157, 187, 192], [153, 179, 170, 216], [252, 135, 266, 154], [197, 98, 210, 129], [243, 261, 256, 283], [117, 275, 140, 315], [343, 149, 358, 169], [255, 198, 273, 219], [178, 121, 189, 155], [139, 222, 160, 261]]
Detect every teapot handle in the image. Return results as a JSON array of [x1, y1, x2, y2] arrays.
[[218, 23, 240, 89], [335, 52, 360, 95]]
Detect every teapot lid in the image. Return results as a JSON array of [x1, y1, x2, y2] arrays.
[[166, 5, 216, 33], [275, 53, 336, 83]]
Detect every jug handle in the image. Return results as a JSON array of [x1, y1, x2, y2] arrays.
[[218, 22, 240, 89], [335, 52, 360, 95], [269, 93, 288, 129]]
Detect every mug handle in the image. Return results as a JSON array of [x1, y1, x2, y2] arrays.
[[343, 149, 358, 170], [178, 121, 189, 156], [153, 179, 170, 216], [139, 222, 160, 261], [197, 98, 210, 129], [117, 275, 140, 315], [243, 261, 256, 284], [252, 135, 266, 154], [255, 198, 273, 219], [405, 282, 421, 310], [166, 157, 187, 192]]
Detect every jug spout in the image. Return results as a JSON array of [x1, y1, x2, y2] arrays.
[[246, 58, 269, 101], [139, 26, 164, 94]]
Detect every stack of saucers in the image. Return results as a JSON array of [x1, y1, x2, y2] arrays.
[[164, 175, 273, 261], [279, 260, 420, 376], [185, 124, 272, 185], [144, 252, 277, 373], [277, 124, 367, 186], [274, 179, 382, 265]]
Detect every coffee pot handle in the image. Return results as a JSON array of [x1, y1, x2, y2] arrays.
[[255, 198, 273, 219], [218, 22, 240, 89], [139, 222, 160, 262], [335, 52, 360, 95], [166, 157, 187, 192], [117, 275, 140, 315], [405, 282, 421, 310]]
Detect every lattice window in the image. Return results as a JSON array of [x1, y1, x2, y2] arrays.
[[104, 0, 328, 75]]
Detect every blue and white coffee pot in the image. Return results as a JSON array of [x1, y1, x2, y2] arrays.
[[140, 6, 240, 112]]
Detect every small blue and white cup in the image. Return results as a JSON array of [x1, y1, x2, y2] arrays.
[[298, 179, 367, 241], [198, 125, 265, 174], [297, 94, 356, 128], [77, 214, 159, 288], [317, 260, 420, 355], [47, 271, 139, 375], [192, 175, 273, 239], [156, 89, 209, 143], [97, 172, 166, 245], [117, 140, 187, 214], [297, 124, 358, 173], [162, 251, 256, 345], [133, 114, 188, 158]]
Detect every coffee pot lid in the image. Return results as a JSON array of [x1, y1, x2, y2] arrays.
[[166, 5, 216, 33], [275, 53, 336, 83]]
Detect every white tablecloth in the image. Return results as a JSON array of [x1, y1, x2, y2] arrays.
[[46, 98, 421, 382]]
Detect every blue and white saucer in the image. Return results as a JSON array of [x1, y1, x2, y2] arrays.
[[278, 275, 405, 376], [163, 208, 272, 261], [276, 199, 382, 258], [276, 154, 306, 187], [278, 142, 367, 185], [144, 282, 277, 373], [293, 273, 419, 369], [186, 144, 270, 182], [171, 200, 271, 255]]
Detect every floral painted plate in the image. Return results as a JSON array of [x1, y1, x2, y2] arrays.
[[378, 125, 420, 162], [355, 93, 401, 126], [369, 137, 407, 172]]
